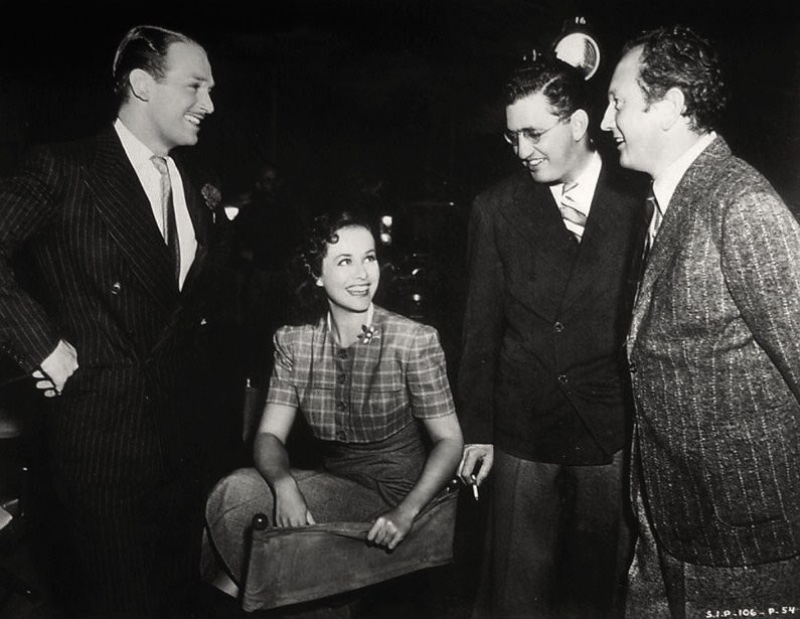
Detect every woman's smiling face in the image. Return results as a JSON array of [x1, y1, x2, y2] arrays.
[[316, 224, 380, 314]]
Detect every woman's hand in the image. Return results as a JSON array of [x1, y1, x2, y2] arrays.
[[274, 479, 316, 527], [366, 505, 415, 551]]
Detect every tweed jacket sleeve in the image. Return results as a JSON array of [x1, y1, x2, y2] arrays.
[[630, 137, 800, 565]]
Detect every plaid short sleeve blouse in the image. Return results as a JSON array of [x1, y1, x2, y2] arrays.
[[266, 305, 456, 443]]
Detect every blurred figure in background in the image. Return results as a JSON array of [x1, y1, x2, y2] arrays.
[[234, 161, 307, 388]]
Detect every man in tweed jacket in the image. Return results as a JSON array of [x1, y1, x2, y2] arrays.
[[0, 26, 230, 618], [602, 25, 800, 614]]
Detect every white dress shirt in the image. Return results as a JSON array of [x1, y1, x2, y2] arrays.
[[548, 150, 603, 235], [113, 119, 197, 289], [651, 131, 718, 239]]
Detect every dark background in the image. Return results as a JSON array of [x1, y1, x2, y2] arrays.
[[2, 0, 796, 362], [1, 0, 799, 208], [0, 2, 799, 616]]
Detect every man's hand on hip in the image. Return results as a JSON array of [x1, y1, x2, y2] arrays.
[[33, 339, 79, 397]]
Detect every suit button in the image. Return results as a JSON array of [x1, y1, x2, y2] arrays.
[[554, 321, 564, 333], [557, 374, 568, 384], [111, 281, 122, 295]]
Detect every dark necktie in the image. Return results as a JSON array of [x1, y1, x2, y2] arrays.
[[150, 155, 181, 287], [559, 182, 587, 243], [636, 185, 662, 302], [642, 185, 662, 265]]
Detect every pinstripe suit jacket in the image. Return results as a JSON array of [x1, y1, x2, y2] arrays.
[[0, 125, 230, 485], [628, 136, 800, 567]]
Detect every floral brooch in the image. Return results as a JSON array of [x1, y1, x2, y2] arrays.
[[358, 324, 379, 344]]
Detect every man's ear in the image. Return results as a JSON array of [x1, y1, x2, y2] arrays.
[[569, 109, 590, 142], [659, 87, 687, 130], [128, 68, 153, 102]]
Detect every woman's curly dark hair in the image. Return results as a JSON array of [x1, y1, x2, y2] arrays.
[[286, 208, 378, 325]]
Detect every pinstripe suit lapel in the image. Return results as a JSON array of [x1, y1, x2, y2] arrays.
[[172, 154, 210, 296], [83, 128, 176, 307]]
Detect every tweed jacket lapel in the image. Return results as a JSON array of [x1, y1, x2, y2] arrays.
[[628, 137, 730, 351], [82, 127, 176, 308]]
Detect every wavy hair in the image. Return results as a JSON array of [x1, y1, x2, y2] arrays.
[[623, 25, 727, 133], [287, 209, 377, 325], [503, 54, 600, 143]]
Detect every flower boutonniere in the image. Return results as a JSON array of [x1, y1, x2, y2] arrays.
[[201, 183, 222, 211], [358, 324, 379, 344]]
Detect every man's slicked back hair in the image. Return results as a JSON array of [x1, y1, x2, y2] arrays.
[[112, 25, 197, 103], [503, 55, 599, 142]]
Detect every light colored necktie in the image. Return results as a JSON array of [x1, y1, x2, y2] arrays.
[[150, 155, 181, 286], [559, 182, 587, 243]]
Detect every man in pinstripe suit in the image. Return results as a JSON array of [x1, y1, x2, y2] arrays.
[[602, 25, 800, 615], [0, 25, 231, 618]]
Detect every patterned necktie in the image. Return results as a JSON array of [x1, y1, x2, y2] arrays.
[[636, 185, 662, 303], [643, 185, 662, 264], [150, 155, 181, 286], [559, 181, 587, 243]]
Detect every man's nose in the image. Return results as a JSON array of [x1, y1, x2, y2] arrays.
[[600, 104, 614, 132], [516, 139, 536, 160], [199, 89, 215, 115]]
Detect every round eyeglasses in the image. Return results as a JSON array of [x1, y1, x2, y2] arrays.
[[503, 117, 567, 147]]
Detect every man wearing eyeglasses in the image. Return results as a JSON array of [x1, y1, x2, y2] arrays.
[[457, 56, 648, 618]]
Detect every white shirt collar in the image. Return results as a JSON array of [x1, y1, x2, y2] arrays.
[[113, 118, 197, 290], [652, 131, 717, 214], [326, 303, 375, 333], [113, 118, 166, 170], [548, 151, 603, 216]]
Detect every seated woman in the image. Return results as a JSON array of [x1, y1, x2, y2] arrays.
[[204, 208, 464, 596]]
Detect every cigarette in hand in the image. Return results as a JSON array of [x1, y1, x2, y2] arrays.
[[470, 474, 479, 501]]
